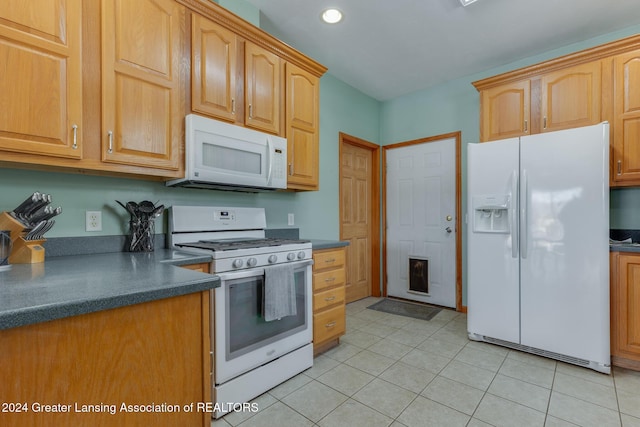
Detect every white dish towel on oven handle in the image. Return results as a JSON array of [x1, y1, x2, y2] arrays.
[[263, 264, 297, 321]]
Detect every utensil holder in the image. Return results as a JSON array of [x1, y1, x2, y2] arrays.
[[127, 219, 155, 252], [0, 211, 46, 264]]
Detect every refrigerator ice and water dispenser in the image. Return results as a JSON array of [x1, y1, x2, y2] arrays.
[[472, 195, 510, 233]]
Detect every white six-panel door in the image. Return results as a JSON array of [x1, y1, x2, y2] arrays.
[[385, 138, 456, 307]]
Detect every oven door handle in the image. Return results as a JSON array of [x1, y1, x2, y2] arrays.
[[216, 259, 314, 282]]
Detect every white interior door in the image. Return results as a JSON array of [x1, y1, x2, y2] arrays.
[[385, 137, 456, 307]]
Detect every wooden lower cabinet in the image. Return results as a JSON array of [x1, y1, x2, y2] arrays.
[[312, 247, 346, 355], [0, 291, 212, 426], [181, 262, 211, 273], [610, 252, 640, 370]]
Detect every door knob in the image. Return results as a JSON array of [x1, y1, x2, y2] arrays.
[[446, 227, 452, 233]]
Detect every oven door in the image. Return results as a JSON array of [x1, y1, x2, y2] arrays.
[[213, 259, 313, 384]]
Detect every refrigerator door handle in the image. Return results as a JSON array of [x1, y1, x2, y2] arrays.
[[511, 170, 519, 258], [520, 169, 528, 259]]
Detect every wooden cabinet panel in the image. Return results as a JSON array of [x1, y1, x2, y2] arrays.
[[101, 0, 185, 171], [191, 14, 238, 122], [540, 61, 602, 132], [286, 62, 320, 189], [313, 304, 346, 346], [312, 247, 346, 354], [612, 252, 640, 370], [245, 42, 281, 135], [612, 49, 640, 184], [480, 80, 530, 141], [181, 262, 211, 273], [313, 286, 346, 312], [0, 0, 82, 159], [313, 248, 346, 270], [314, 268, 346, 293], [0, 292, 211, 426]]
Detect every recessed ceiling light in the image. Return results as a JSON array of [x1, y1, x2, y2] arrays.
[[460, 0, 479, 6], [321, 8, 343, 24]]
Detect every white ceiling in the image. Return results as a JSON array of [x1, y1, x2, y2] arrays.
[[244, 0, 640, 101]]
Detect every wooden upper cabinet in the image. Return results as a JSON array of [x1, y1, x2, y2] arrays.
[[540, 61, 602, 133], [101, 0, 185, 171], [0, 0, 82, 159], [480, 80, 530, 141], [286, 62, 320, 190], [191, 14, 238, 122], [612, 49, 640, 184], [245, 42, 282, 135]]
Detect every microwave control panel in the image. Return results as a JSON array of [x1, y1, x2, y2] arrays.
[[272, 148, 286, 180]]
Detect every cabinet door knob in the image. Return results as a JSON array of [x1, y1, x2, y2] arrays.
[[618, 160, 622, 175]]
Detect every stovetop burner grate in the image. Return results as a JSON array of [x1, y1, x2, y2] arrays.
[[177, 238, 310, 251]]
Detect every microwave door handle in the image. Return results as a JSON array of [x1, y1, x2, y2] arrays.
[[266, 136, 274, 185]]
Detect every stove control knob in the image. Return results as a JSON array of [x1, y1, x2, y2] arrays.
[[232, 259, 244, 268], [268, 255, 277, 264], [247, 257, 258, 267], [297, 251, 306, 260], [287, 252, 296, 261]]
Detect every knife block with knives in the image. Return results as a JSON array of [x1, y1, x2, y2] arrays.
[[1, 192, 61, 264]]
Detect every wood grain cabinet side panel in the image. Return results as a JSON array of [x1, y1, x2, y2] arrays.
[[0, 292, 211, 427]]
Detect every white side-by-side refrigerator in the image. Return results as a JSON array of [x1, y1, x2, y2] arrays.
[[467, 122, 610, 374]]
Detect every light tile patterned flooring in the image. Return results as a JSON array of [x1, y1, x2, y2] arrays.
[[213, 297, 640, 427]]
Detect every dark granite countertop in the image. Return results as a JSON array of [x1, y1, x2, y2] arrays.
[[610, 243, 640, 253], [0, 249, 216, 330], [309, 239, 350, 250]]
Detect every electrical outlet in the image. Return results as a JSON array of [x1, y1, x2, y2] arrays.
[[86, 210, 102, 232], [288, 213, 294, 226]]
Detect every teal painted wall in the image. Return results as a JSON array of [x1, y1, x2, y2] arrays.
[[380, 24, 640, 304]]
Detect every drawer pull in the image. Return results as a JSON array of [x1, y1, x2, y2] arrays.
[[324, 296, 336, 302], [325, 321, 336, 328], [324, 277, 336, 282], [324, 258, 336, 263]]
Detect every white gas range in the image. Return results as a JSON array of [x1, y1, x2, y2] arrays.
[[168, 206, 313, 418]]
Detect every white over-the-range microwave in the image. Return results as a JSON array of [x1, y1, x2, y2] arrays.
[[166, 114, 287, 191]]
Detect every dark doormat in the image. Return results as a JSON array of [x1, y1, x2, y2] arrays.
[[367, 298, 442, 321]]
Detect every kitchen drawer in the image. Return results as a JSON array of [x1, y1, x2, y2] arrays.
[[313, 286, 345, 312], [313, 305, 346, 345], [313, 268, 346, 292], [313, 248, 345, 271]]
